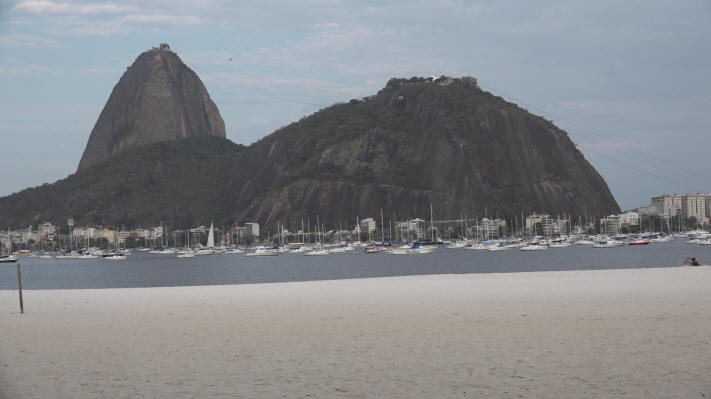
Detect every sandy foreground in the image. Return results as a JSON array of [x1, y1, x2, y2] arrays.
[[1, 267, 710, 399]]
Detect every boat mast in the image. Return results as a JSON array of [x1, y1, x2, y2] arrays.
[[430, 202, 434, 242]]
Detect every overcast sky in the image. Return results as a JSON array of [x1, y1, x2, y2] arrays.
[[1, 0, 710, 210]]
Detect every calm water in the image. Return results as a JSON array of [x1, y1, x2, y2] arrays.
[[1, 239, 709, 290]]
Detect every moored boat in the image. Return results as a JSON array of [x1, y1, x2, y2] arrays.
[[628, 239, 650, 246], [520, 244, 547, 251], [246, 247, 279, 257], [304, 248, 329, 256]]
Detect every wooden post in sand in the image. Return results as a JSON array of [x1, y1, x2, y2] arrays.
[[17, 263, 24, 314]]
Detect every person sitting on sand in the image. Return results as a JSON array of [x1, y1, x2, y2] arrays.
[[691, 257, 700, 266]]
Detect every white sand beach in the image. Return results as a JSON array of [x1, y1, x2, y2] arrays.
[[2, 266, 711, 398]]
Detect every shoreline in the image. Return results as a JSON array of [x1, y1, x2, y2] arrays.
[[3, 262, 707, 292], [2, 267, 711, 398]]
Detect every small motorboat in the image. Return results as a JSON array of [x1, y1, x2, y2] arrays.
[[520, 244, 547, 251], [628, 239, 650, 246], [304, 248, 329, 256], [246, 247, 279, 257]]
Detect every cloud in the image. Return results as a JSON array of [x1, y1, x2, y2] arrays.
[[206, 72, 366, 98], [0, 64, 55, 76], [56, 12, 205, 36], [312, 22, 339, 30], [235, 24, 452, 76], [119, 13, 203, 28], [11, 0, 135, 15], [10, 1, 204, 36], [64, 20, 130, 36], [181, 51, 234, 66], [0, 33, 60, 48]]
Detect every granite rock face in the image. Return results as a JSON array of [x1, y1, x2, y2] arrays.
[[225, 77, 620, 227], [0, 76, 619, 229], [77, 46, 225, 171]]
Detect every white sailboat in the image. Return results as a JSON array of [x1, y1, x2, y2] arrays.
[[207, 222, 215, 248], [196, 222, 216, 255]]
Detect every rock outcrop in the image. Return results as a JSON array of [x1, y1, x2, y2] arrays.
[[77, 45, 225, 171], [224, 77, 620, 227], [0, 74, 620, 229]]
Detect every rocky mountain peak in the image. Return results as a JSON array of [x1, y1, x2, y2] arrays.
[[77, 44, 225, 171]]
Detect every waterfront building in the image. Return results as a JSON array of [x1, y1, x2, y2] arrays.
[[232, 226, 246, 242], [116, 230, 130, 244], [395, 219, 424, 240], [38, 222, 56, 238], [638, 205, 658, 216], [72, 226, 87, 238], [359, 218, 376, 235], [600, 215, 621, 234], [651, 194, 682, 217], [245, 222, 260, 238], [102, 229, 116, 243], [475, 218, 506, 238], [619, 211, 639, 226], [525, 213, 555, 235], [681, 193, 707, 221], [72, 226, 99, 239], [135, 228, 150, 240]]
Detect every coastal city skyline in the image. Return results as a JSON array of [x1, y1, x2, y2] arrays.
[[1, 1, 711, 210], [3, 192, 708, 252]]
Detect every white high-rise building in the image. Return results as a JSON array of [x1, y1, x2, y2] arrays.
[[681, 193, 706, 221], [651, 194, 682, 217]]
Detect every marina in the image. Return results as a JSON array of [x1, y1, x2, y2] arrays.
[[1, 236, 708, 290]]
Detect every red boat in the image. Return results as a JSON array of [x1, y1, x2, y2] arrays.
[[628, 240, 650, 246]]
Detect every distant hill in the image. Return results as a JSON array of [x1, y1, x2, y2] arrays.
[[77, 44, 225, 172], [0, 48, 620, 229]]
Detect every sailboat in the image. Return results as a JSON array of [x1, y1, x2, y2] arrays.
[[0, 236, 18, 262], [196, 222, 215, 255], [177, 228, 196, 258]]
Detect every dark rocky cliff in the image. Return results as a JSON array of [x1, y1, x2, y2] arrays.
[[0, 75, 619, 229], [224, 77, 620, 227], [77, 45, 225, 171]]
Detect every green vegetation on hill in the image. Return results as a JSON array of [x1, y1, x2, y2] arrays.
[[0, 137, 243, 228]]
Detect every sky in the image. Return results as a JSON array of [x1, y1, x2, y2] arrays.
[[1, 0, 710, 211]]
